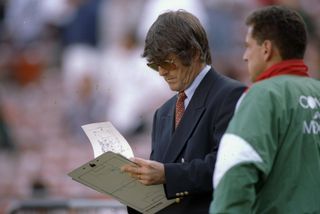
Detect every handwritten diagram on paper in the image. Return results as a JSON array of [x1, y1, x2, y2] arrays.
[[81, 122, 134, 159]]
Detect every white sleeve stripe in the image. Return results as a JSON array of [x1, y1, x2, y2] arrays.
[[235, 92, 246, 112], [213, 133, 263, 188]]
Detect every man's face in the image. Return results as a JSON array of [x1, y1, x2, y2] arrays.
[[156, 56, 200, 92], [243, 26, 268, 82]]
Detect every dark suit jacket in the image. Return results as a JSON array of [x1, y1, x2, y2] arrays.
[[129, 67, 245, 214]]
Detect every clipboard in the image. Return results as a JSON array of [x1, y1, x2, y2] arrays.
[[68, 151, 175, 214]]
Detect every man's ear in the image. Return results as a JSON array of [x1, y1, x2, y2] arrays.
[[262, 40, 273, 61]]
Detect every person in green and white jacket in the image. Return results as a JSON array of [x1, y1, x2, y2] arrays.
[[210, 5, 320, 214]]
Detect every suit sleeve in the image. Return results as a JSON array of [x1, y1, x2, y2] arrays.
[[164, 85, 245, 199]]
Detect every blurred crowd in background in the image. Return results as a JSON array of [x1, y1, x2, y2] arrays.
[[0, 0, 319, 212]]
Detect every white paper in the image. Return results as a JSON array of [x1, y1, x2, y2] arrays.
[[69, 122, 175, 213], [81, 122, 134, 159]]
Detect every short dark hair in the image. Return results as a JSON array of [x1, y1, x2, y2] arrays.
[[246, 5, 307, 59], [142, 10, 211, 66]]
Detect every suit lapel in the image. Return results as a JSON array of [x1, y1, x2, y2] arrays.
[[152, 99, 175, 162], [162, 69, 216, 163]]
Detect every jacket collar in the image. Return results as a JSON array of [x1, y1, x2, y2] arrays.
[[254, 59, 309, 83]]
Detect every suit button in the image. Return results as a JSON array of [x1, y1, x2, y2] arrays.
[[184, 191, 189, 195], [175, 198, 181, 203], [176, 193, 180, 197], [180, 192, 184, 196]]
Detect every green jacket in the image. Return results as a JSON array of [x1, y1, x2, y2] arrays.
[[210, 75, 320, 214]]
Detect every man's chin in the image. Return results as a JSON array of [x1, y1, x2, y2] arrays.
[[168, 85, 179, 92]]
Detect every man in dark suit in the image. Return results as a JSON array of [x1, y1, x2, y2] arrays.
[[121, 10, 246, 213]]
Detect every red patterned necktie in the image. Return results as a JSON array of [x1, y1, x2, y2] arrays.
[[175, 91, 187, 128]]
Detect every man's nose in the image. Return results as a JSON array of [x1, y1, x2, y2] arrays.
[[242, 52, 248, 62], [158, 67, 169, 76]]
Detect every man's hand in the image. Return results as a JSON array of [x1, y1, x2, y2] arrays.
[[121, 157, 165, 185]]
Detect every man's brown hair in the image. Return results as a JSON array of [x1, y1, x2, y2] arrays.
[[246, 5, 307, 60], [142, 10, 211, 66]]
